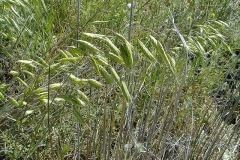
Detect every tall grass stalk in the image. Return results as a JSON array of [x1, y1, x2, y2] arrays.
[[0, 0, 239, 159], [128, 0, 134, 42], [76, 0, 81, 159]]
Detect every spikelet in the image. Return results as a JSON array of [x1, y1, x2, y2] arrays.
[[68, 46, 86, 56], [105, 51, 123, 63], [59, 49, 70, 58], [149, 35, 175, 74], [82, 32, 105, 39], [94, 55, 109, 66], [76, 40, 100, 53], [120, 81, 132, 102], [10, 71, 19, 77], [137, 39, 156, 61], [104, 37, 121, 56], [49, 83, 64, 90], [87, 79, 103, 88], [73, 105, 85, 125], [120, 44, 133, 68], [77, 90, 90, 104], [16, 77, 29, 87], [9, 97, 19, 107], [99, 65, 113, 84], [89, 55, 100, 74], [0, 92, 4, 100], [35, 56, 48, 67], [109, 67, 121, 85], [115, 33, 133, 68], [22, 70, 35, 78]]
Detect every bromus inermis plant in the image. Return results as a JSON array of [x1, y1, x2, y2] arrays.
[[0, 0, 239, 159]]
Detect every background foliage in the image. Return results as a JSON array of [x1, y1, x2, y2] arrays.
[[0, 0, 239, 159]]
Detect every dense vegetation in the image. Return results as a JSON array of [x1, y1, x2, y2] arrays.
[[0, 0, 239, 159]]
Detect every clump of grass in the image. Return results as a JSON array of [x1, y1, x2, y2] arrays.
[[0, 0, 239, 159]]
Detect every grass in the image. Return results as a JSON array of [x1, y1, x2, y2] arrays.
[[0, 0, 239, 159]]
